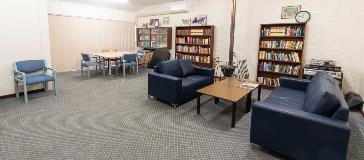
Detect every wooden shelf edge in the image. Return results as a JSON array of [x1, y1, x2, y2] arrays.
[[177, 52, 211, 56], [261, 36, 304, 38], [260, 47, 303, 51], [176, 43, 211, 46], [258, 70, 300, 77], [258, 59, 301, 64]]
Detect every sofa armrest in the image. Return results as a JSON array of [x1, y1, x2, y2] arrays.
[[279, 77, 310, 91], [251, 101, 350, 160], [195, 66, 214, 80], [148, 72, 182, 103]]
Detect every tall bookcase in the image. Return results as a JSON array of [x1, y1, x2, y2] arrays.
[[257, 23, 306, 89], [175, 26, 214, 68], [137, 27, 172, 49]]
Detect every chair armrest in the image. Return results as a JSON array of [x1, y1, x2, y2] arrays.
[[279, 77, 310, 91], [148, 72, 182, 103], [251, 101, 350, 159], [195, 66, 214, 79], [43, 67, 56, 75], [14, 69, 26, 82]]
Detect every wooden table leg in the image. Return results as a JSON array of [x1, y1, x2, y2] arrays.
[[197, 93, 201, 114], [246, 92, 252, 113], [257, 85, 262, 101], [231, 102, 237, 128], [214, 97, 219, 104]]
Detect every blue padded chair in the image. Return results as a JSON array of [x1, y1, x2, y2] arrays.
[[81, 53, 105, 79], [14, 60, 58, 104], [117, 53, 138, 77]]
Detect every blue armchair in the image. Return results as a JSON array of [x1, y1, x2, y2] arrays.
[[148, 59, 214, 107], [250, 72, 350, 160], [14, 60, 58, 104], [117, 53, 138, 77], [81, 53, 105, 79]]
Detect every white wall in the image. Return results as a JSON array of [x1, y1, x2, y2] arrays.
[[137, 0, 364, 94], [0, 0, 52, 97], [48, 0, 135, 22]]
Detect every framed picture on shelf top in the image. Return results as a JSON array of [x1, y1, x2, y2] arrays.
[[192, 15, 208, 26], [281, 5, 301, 19], [149, 19, 160, 27], [163, 17, 170, 25], [182, 18, 191, 26]]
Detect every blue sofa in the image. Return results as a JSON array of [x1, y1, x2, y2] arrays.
[[148, 59, 214, 107], [250, 72, 350, 160]]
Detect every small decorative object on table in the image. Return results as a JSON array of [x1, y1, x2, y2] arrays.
[[220, 64, 236, 78]]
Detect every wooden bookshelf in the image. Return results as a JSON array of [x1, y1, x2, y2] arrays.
[[137, 27, 172, 49], [175, 25, 215, 68], [256, 23, 306, 89]]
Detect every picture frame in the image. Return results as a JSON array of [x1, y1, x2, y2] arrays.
[[149, 19, 160, 27], [191, 15, 208, 26], [163, 17, 170, 25], [182, 18, 191, 26], [281, 5, 301, 19]]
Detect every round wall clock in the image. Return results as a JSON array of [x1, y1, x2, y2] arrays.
[[295, 11, 311, 23]]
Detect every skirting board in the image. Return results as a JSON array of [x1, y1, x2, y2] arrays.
[[0, 89, 45, 100]]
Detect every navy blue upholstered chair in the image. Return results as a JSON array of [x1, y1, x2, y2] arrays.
[[81, 53, 105, 79], [117, 53, 138, 77], [14, 60, 58, 104]]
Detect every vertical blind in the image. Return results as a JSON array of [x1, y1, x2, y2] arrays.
[[49, 15, 135, 72]]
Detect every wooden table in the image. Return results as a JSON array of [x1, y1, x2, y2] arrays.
[[90, 51, 140, 76], [197, 77, 261, 128]]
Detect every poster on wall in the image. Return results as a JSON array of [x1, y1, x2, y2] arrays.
[[192, 15, 208, 26], [182, 18, 191, 26], [281, 5, 301, 19], [149, 19, 160, 27]]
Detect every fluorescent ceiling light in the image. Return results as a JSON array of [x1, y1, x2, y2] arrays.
[[106, 0, 128, 3], [171, 3, 187, 11]]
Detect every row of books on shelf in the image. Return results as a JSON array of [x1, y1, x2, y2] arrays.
[[179, 55, 211, 63], [139, 35, 150, 41], [176, 37, 210, 45], [258, 51, 300, 62], [138, 42, 150, 47], [138, 29, 150, 35], [151, 35, 168, 41], [261, 26, 304, 37], [259, 62, 301, 75], [151, 41, 167, 48], [176, 45, 211, 54], [260, 40, 304, 50], [151, 28, 168, 35], [258, 77, 280, 87], [177, 29, 212, 36]]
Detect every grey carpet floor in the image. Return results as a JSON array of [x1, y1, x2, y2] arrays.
[[0, 70, 363, 159]]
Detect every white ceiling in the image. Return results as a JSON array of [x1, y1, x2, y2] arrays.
[[58, 0, 183, 11]]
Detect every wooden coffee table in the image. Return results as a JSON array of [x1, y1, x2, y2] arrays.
[[196, 77, 261, 128]]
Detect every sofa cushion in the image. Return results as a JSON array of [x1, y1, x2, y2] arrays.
[[264, 87, 306, 110], [184, 75, 211, 87], [157, 60, 182, 77], [303, 72, 340, 116], [181, 78, 199, 93], [180, 59, 195, 77]]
